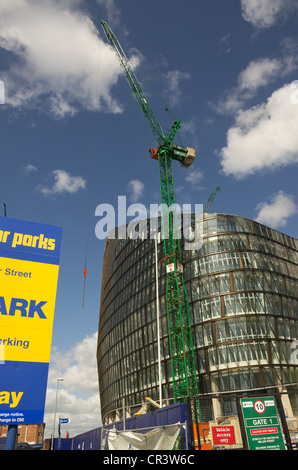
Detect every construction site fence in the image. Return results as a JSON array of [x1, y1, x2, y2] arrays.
[[50, 401, 189, 450], [49, 391, 298, 450]]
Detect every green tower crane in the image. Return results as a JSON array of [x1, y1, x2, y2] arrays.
[[101, 20, 200, 412], [204, 186, 221, 213]]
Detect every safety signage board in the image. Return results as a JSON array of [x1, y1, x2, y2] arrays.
[[211, 426, 236, 446], [240, 396, 285, 450], [0, 216, 62, 425]]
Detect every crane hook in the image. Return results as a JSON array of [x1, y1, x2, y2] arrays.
[[82, 265, 88, 309]]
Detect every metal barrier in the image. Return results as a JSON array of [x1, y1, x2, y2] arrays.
[[71, 402, 189, 450], [50, 392, 298, 450]]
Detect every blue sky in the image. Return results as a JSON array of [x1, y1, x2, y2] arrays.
[[0, 0, 298, 437]]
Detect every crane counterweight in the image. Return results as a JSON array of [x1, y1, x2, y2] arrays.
[[149, 145, 196, 168], [180, 147, 196, 168]]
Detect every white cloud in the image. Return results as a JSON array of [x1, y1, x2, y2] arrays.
[[0, 0, 123, 118], [44, 388, 100, 439], [45, 332, 101, 438], [215, 57, 283, 114], [37, 169, 86, 196], [24, 163, 38, 174], [185, 167, 204, 186], [238, 58, 281, 91], [218, 33, 232, 54], [220, 83, 298, 178], [128, 179, 144, 202], [97, 0, 121, 28], [255, 191, 298, 228], [240, 0, 294, 29], [163, 70, 190, 107], [48, 333, 99, 393]]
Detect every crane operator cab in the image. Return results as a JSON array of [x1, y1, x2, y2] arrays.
[[149, 145, 196, 168]]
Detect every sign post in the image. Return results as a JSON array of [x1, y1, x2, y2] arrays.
[[240, 396, 285, 450], [58, 418, 70, 449], [0, 216, 62, 431]]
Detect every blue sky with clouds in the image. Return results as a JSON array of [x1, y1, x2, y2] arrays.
[[1, 0, 298, 437]]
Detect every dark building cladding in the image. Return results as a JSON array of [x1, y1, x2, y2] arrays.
[[97, 213, 298, 424]]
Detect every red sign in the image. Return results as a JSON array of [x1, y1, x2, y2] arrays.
[[250, 428, 278, 435], [212, 426, 236, 445]]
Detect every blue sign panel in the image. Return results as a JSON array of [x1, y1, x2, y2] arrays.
[[0, 361, 49, 425], [60, 418, 69, 424], [0, 216, 62, 264]]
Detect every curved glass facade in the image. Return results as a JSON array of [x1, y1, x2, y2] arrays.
[[97, 214, 298, 423]]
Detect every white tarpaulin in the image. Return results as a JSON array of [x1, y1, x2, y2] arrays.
[[107, 424, 182, 450]]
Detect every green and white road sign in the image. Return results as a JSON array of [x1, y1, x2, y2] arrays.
[[240, 397, 285, 450]]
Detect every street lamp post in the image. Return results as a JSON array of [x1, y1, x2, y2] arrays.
[[51, 378, 64, 450], [155, 235, 162, 408]]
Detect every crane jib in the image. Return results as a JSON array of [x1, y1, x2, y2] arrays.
[[101, 20, 165, 145]]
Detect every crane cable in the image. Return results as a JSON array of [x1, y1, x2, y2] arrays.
[[82, 39, 101, 310], [114, 29, 190, 151], [128, 52, 185, 146]]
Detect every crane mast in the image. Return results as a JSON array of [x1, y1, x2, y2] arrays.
[[101, 21, 200, 411]]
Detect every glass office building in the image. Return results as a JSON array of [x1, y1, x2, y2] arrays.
[[97, 213, 298, 424]]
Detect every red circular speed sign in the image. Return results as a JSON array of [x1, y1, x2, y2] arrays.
[[254, 400, 265, 414]]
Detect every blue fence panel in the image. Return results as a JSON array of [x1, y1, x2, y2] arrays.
[[72, 427, 102, 450], [67, 402, 188, 450], [52, 438, 72, 450]]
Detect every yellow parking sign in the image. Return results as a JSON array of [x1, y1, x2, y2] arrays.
[[0, 216, 62, 425]]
